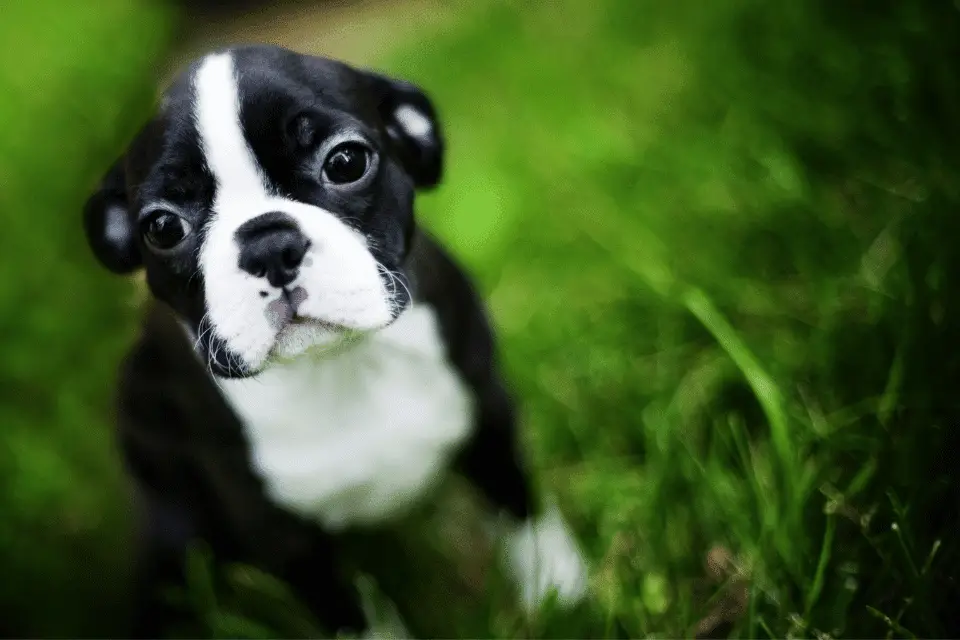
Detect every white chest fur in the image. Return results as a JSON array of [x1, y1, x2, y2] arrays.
[[217, 304, 475, 531]]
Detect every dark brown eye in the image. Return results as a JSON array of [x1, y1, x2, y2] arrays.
[[142, 210, 191, 251], [322, 142, 370, 184]]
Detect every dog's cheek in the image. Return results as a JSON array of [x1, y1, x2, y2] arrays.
[[373, 160, 416, 263], [296, 238, 393, 331]]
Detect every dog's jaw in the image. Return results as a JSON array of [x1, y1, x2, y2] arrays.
[[192, 52, 395, 376]]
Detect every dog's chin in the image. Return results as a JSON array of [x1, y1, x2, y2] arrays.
[[189, 314, 385, 379], [270, 318, 365, 363], [265, 305, 410, 366]]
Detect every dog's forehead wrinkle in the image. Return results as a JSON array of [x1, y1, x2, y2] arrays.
[[132, 100, 216, 215]]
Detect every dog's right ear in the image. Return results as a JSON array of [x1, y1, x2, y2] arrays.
[[82, 155, 142, 274]]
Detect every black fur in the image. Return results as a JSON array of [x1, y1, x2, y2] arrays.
[[83, 45, 536, 638]]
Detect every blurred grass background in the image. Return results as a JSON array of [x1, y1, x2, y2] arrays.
[[4, 0, 960, 637]]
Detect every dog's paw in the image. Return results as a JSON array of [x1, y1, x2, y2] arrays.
[[501, 503, 589, 615]]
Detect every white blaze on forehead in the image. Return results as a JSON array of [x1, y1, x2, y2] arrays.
[[192, 51, 277, 369], [193, 52, 269, 205]]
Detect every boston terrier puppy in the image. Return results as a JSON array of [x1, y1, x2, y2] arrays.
[[82, 45, 588, 637]]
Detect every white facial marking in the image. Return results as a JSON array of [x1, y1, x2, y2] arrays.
[[393, 104, 433, 143], [501, 501, 589, 614], [192, 52, 393, 373], [216, 304, 474, 530]]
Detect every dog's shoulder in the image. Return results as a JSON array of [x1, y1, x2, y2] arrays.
[[405, 229, 500, 384], [406, 228, 474, 305]]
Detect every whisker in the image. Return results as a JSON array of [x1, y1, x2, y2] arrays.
[[193, 313, 213, 353], [187, 264, 203, 288], [339, 215, 365, 228], [375, 260, 412, 312]]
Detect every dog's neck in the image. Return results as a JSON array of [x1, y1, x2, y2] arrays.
[[211, 301, 473, 530]]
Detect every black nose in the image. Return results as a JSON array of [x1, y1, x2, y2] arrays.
[[236, 212, 310, 288]]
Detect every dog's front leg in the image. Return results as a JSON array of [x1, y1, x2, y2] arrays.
[[260, 528, 370, 636], [121, 426, 369, 638], [454, 371, 590, 616], [413, 235, 590, 615], [202, 457, 371, 637]]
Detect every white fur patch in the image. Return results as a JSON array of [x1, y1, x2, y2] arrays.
[[501, 503, 589, 614], [217, 303, 474, 530], [192, 52, 393, 372], [105, 204, 131, 248], [393, 104, 433, 143]]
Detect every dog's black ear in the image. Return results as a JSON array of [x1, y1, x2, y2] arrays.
[[82, 155, 142, 274], [363, 70, 445, 190]]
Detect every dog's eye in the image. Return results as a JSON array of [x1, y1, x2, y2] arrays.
[[141, 210, 192, 251], [322, 142, 370, 185]]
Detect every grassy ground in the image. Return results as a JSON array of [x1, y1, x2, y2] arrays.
[[5, 0, 960, 637], [0, 2, 174, 636]]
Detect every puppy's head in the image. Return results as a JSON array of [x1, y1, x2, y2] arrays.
[[83, 45, 444, 378]]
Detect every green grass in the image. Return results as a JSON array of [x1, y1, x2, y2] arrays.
[[0, 1, 174, 636], [369, 2, 960, 637], [5, 0, 960, 637]]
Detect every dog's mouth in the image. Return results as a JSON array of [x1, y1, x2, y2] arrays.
[[264, 286, 330, 332], [255, 281, 395, 365], [268, 286, 384, 336]]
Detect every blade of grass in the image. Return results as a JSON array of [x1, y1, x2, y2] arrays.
[[803, 515, 835, 620], [867, 606, 917, 640], [680, 287, 794, 480]]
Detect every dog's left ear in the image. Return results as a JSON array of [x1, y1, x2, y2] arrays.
[[363, 70, 445, 190], [82, 155, 142, 274]]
